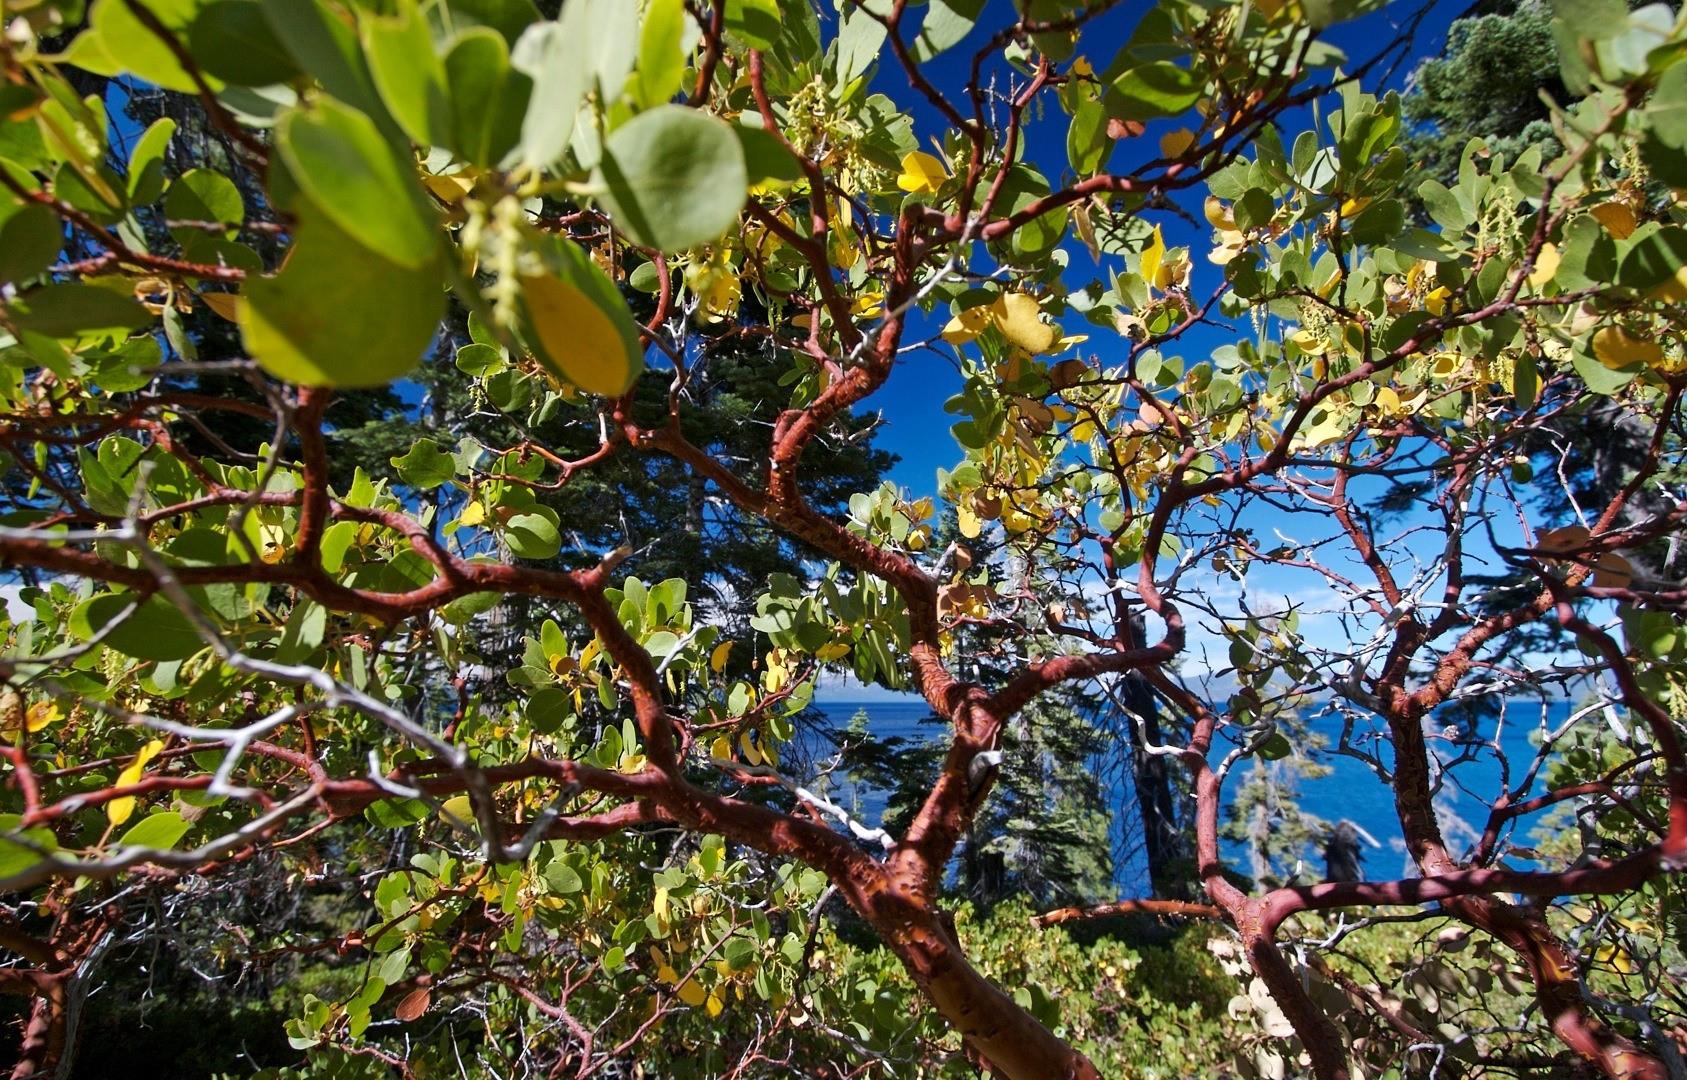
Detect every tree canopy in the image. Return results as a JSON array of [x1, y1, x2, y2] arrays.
[[2, 0, 1687, 1077]]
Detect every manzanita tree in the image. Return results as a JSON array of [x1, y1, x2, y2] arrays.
[[2, 0, 1687, 1076]]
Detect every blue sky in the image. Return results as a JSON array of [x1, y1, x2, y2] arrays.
[[867, 0, 1465, 499], [816, 1, 1491, 702]]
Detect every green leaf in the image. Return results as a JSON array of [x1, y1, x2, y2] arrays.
[[433, 0, 541, 46], [441, 590, 500, 623], [1618, 225, 1687, 291], [366, 797, 429, 828], [365, 0, 450, 148], [510, 19, 589, 168], [1108, 62, 1201, 121], [189, 0, 301, 87], [391, 438, 457, 489], [127, 117, 177, 204], [1514, 351, 1538, 410], [911, 0, 986, 62], [116, 810, 193, 851], [1557, 214, 1617, 290], [723, 936, 755, 970], [1547, 0, 1627, 41], [1417, 179, 1469, 232], [634, 0, 688, 108], [504, 507, 561, 560], [0, 206, 62, 286], [526, 687, 570, 734], [735, 122, 804, 188], [576, 0, 639, 99], [0, 816, 57, 881], [836, 0, 888, 84], [165, 168, 244, 237], [72, 593, 206, 662], [1643, 63, 1687, 187], [455, 342, 506, 377], [1572, 347, 1640, 396], [7, 284, 151, 340], [1234, 188, 1273, 232], [593, 106, 747, 250], [319, 520, 359, 574], [241, 198, 444, 387], [275, 600, 327, 664], [1256, 732, 1292, 760], [519, 237, 645, 396], [1066, 98, 1108, 175], [725, 0, 779, 50], [543, 860, 584, 894], [1349, 198, 1404, 246], [444, 28, 533, 167], [71, 0, 210, 94], [378, 947, 411, 985], [275, 99, 439, 270], [260, 0, 386, 116]]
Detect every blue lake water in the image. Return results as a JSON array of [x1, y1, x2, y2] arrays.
[[808, 697, 1576, 895]]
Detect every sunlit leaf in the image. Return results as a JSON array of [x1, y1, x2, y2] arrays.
[[593, 105, 747, 251]]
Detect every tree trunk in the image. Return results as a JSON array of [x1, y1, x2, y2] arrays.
[[843, 869, 1101, 1079], [1121, 671, 1186, 896], [1389, 710, 1666, 1078]]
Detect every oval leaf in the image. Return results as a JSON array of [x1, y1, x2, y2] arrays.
[[519, 239, 644, 396], [276, 99, 439, 269], [241, 199, 444, 387], [592, 106, 747, 251]]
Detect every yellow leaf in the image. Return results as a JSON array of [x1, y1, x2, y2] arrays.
[[709, 641, 733, 674], [956, 501, 981, 539], [941, 304, 992, 345], [896, 151, 948, 195], [738, 730, 763, 767], [1649, 264, 1687, 304], [1424, 286, 1450, 316], [850, 290, 884, 317], [1429, 351, 1463, 379], [439, 794, 475, 825], [814, 641, 850, 661], [108, 739, 164, 826], [1204, 197, 1235, 230], [1528, 242, 1560, 289], [520, 260, 643, 397], [23, 702, 60, 733], [198, 292, 241, 322], [458, 501, 486, 526], [706, 985, 725, 1017], [422, 173, 474, 203], [1591, 326, 1663, 369], [991, 292, 1060, 354], [1141, 225, 1166, 291], [1158, 128, 1196, 158], [1289, 329, 1325, 353], [676, 979, 707, 1007], [696, 265, 741, 322], [1590, 201, 1637, 239], [710, 735, 733, 760]]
